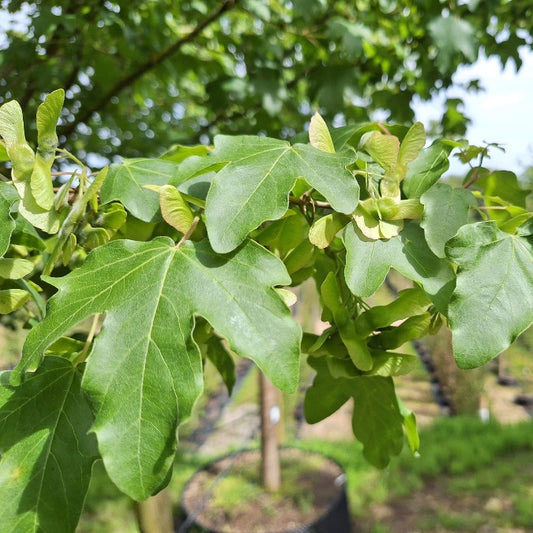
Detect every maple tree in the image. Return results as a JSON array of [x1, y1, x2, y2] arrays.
[[1, 1, 532, 160], [0, 89, 532, 532]]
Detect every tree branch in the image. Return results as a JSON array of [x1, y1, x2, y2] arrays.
[[62, 0, 239, 137]]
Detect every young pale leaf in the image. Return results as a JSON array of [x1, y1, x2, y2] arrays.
[[402, 140, 452, 198], [0, 258, 34, 279], [343, 222, 455, 313], [0, 289, 30, 313], [397, 122, 426, 170], [0, 357, 98, 533], [145, 184, 194, 234], [19, 237, 300, 499], [421, 182, 477, 258], [101, 159, 182, 222], [0, 182, 18, 256], [309, 212, 350, 249], [446, 221, 533, 369], [0, 101, 35, 183], [30, 89, 65, 210], [14, 179, 61, 234], [203, 135, 358, 253], [309, 112, 335, 153], [359, 130, 400, 172]]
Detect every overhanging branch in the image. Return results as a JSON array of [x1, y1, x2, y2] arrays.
[[62, 0, 238, 137]]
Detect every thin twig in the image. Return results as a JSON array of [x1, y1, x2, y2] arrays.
[[62, 0, 239, 137]]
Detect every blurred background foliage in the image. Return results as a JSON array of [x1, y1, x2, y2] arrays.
[[1, 0, 532, 164]]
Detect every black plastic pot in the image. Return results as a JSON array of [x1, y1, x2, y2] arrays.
[[180, 448, 351, 533]]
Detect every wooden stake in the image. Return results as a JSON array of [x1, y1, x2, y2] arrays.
[[260, 371, 282, 492]]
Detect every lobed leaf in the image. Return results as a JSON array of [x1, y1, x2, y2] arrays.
[[101, 158, 183, 222], [402, 140, 451, 198], [446, 221, 533, 368], [18, 237, 300, 498], [343, 221, 455, 313], [0, 357, 98, 533], [201, 135, 358, 253], [421, 182, 477, 258]]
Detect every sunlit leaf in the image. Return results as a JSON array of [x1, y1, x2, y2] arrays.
[[101, 158, 182, 222], [309, 112, 335, 153], [18, 237, 301, 498], [446, 221, 533, 368], [201, 135, 359, 253]]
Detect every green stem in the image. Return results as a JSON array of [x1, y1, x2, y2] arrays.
[[15, 279, 46, 320], [74, 313, 100, 365]]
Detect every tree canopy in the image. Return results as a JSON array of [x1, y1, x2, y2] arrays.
[[1, 0, 532, 161]]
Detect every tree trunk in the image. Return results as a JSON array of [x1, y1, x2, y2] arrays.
[[133, 488, 174, 533], [260, 371, 282, 492]]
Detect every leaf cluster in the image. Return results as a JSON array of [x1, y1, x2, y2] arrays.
[[0, 95, 532, 532]]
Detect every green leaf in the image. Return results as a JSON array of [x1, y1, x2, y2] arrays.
[[309, 112, 335, 153], [397, 397, 419, 453], [30, 89, 65, 210], [205, 336, 236, 395], [421, 183, 477, 257], [283, 238, 315, 275], [161, 144, 210, 163], [255, 210, 309, 257], [19, 237, 300, 498], [0, 289, 30, 313], [474, 170, 531, 213], [339, 323, 373, 371], [101, 158, 182, 222], [343, 222, 455, 313], [0, 258, 34, 279], [446, 221, 533, 369], [0, 142, 8, 161], [0, 357, 98, 533], [0, 182, 18, 257], [304, 356, 350, 424], [203, 135, 359, 253], [351, 376, 404, 467], [365, 350, 418, 377], [402, 141, 452, 198], [355, 287, 431, 336], [309, 212, 350, 249], [370, 313, 432, 350], [145, 184, 194, 234], [429, 16, 477, 74]]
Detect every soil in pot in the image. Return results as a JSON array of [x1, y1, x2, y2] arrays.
[[181, 448, 348, 533]]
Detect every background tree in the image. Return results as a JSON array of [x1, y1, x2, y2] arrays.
[[1, 0, 532, 162]]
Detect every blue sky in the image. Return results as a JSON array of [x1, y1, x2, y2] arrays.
[[414, 48, 533, 175]]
